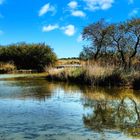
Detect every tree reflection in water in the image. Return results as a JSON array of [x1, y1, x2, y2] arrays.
[[82, 88, 140, 138]]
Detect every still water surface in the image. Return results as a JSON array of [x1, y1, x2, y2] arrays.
[[0, 74, 140, 140]]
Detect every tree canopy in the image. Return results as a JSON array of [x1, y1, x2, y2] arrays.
[[80, 18, 140, 69]]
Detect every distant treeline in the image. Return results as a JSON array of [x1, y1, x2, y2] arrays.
[[0, 43, 57, 71], [80, 18, 140, 69], [59, 57, 79, 60]]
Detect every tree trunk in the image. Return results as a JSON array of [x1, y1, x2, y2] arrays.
[[94, 47, 101, 61], [128, 36, 140, 69], [119, 50, 127, 69]]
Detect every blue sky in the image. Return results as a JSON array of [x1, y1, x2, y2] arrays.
[[0, 0, 140, 58]]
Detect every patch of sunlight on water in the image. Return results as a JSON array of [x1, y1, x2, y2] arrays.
[[0, 74, 140, 140], [0, 74, 29, 79]]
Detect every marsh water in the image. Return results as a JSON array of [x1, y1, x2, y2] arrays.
[[0, 74, 140, 140]]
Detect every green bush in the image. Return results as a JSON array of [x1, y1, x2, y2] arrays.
[[0, 43, 57, 71]]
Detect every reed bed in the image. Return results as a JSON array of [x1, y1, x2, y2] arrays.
[[46, 64, 140, 89]]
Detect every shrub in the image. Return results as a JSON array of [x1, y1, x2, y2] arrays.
[[0, 43, 57, 71]]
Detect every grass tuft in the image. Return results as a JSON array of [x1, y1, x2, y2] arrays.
[[0, 62, 16, 73]]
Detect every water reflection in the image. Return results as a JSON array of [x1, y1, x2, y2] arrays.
[[0, 76, 140, 139], [0, 79, 53, 101], [82, 88, 140, 139]]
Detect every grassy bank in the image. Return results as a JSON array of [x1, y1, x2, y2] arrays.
[[1, 62, 140, 90], [46, 65, 140, 90]]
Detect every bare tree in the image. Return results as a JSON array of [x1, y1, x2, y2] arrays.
[[82, 19, 109, 61], [127, 18, 140, 68], [80, 18, 140, 69], [107, 23, 129, 68]]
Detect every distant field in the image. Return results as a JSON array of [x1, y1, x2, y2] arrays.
[[56, 59, 85, 66]]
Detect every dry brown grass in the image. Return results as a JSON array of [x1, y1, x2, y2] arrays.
[[0, 62, 16, 73], [46, 64, 123, 86], [83, 64, 115, 78], [56, 59, 85, 66], [46, 62, 140, 89]]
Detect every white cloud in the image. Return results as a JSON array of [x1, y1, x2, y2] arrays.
[[42, 24, 59, 32], [68, 1, 78, 9], [68, 1, 86, 18], [62, 25, 76, 36], [0, 0, 4, 5], [39, 3, 55, 16], [129, 8, 139, 17], [77, 35, 83, 42], [71, 10, 86, 17], [84, 0, 114, 11], [42, 24, 76, 37]]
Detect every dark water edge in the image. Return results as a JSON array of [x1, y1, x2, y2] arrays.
[[0, 74, 140, 140]]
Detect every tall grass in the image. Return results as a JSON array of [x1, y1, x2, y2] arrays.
[[46, 64, 123, 87], [0, 62, 16, 73], [47, 67, 84, 82], [46, 63, 140, 89], [83, 65, 123, 86]]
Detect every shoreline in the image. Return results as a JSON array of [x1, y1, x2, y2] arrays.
[[45, 67, 140, 90], [0, 68, 140, 90]]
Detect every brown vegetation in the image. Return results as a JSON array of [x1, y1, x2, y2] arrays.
[[0, 62, 16, 73], [46, 63, 140, 89]]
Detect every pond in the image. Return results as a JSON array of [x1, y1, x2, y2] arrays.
[[0, 74, 140, 140]]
